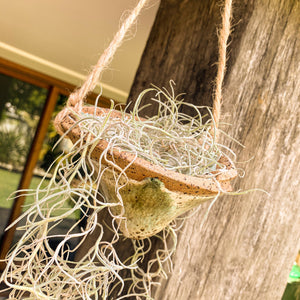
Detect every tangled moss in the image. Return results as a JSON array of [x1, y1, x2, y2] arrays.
[[1, 83, 237, 299]]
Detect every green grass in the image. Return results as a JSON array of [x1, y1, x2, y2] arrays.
[[0, 168, 23, 208], [0, 168, 78, 219]]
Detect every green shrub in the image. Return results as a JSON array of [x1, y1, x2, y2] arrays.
[[0, 128, 29, 167]]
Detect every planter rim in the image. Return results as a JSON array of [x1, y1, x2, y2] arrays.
[[54, 106, 237, 196]]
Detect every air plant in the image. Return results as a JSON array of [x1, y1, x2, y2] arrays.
[[1, 82, 238, 299]]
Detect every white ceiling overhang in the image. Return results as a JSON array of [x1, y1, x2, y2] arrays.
[[0, 0, 159, 102]]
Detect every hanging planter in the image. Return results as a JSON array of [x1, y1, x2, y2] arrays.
[[1, 0, 238, 298], [54, 90, 237, 240]]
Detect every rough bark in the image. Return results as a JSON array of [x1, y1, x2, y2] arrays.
[[128, 0, 254, 116], [127, 0, 300, 299]]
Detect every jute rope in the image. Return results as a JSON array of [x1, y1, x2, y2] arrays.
[[65, 0, 233, 134], [67, 0, 149, 110], [212, 0, 233, 137]]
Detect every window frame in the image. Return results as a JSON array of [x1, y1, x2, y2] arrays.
[[0, 57, 113, 267]]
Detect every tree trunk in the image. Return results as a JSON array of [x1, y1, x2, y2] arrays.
[[127, 0, 300, 299]]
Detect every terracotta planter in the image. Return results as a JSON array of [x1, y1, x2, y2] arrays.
[[54, 106, 237, 239]]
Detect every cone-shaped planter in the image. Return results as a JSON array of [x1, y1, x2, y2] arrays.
[[55, 106, 237, 239]]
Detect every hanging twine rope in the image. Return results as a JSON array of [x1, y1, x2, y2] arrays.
[[212, 0, 233, 137], [65, 0, 233, 136], [67, 0, 149, 110]]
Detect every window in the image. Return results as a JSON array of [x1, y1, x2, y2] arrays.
[[0, 57, 112, 265], [0, 73, 47, 204]]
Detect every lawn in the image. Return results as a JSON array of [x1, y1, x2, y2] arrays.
[[0, 168, 78, 219], [0, 168, 44, 208]]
